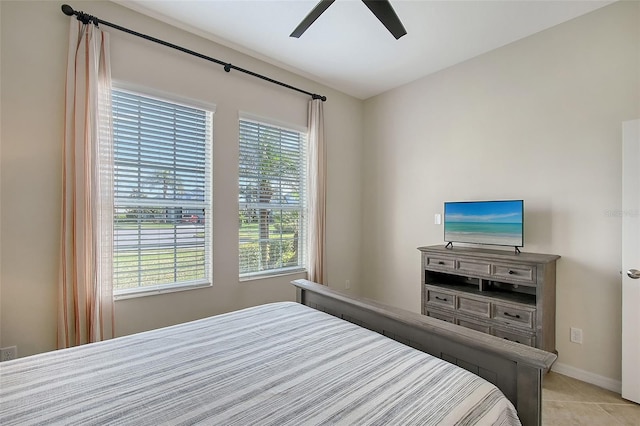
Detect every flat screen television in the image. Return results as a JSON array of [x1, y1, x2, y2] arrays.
[[444, 200, 524, 248]]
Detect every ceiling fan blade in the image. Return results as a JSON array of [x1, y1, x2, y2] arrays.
[[290, 0, 336, 38], [362, 0, 407, 39]]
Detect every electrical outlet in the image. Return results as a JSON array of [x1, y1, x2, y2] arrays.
[[1, 346, 17, 362], [345, 280, 351, 290], [570, 327, 583, 344]]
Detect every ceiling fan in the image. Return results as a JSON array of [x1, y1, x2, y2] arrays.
[[290, 0, 407, 40]]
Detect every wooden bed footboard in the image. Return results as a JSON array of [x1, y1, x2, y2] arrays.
[[292, 279, 556, 426]]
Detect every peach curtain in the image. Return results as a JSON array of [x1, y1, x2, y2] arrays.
[[307, 99, 326, 284], [58, 19, 114, 348]]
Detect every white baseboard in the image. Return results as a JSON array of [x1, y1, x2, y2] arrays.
[[551, 362, 622, 394]]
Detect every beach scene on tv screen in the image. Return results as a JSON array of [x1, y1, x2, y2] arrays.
[[444, 201, 523, 247]]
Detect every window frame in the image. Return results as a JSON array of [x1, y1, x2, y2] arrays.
[[238, 113, 308, 280], [111, 84, 215, 299]]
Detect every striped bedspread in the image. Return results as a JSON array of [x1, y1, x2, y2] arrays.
[[1, 302, 520, 425]]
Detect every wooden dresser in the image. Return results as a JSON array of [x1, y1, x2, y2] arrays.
[[419, 245, 560, 353]]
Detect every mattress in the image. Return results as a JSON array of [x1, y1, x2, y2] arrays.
[[0, 301, 520, 425]]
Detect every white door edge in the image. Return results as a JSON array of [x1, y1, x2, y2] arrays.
[[622, 118, 640, 403]]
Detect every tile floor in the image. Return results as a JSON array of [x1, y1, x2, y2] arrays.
[[543, 372, 640, 425]]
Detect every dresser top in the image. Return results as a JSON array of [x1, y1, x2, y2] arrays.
[[418, 245, 560, 265]]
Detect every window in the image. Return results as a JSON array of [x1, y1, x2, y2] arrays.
[[239, 118, 306, 277], [112, 89, 213, 295]]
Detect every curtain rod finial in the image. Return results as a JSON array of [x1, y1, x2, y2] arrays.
[[62, 4, 75, 16]]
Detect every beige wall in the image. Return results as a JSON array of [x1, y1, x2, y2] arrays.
[[362, 1, 639, 383], [0, 1, 363, 355]]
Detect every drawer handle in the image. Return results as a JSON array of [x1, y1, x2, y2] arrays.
[[503, 312, 521, 319], [435, 296, 448, 302], [508, 270, 515, 275], [438, 261, 445, 265]]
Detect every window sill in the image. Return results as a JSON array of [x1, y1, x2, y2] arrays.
[[239, 268, 306, 283], [114, 281, 212, 301]]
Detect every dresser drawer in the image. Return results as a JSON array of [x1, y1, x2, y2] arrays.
[[457, 260, 491, 275], [426, 309, 454, 323], [457, 295, 490, 318], [425, 256, 455, 270], [492, 264, 536, 284], [492, 327, 535, 347], [426, 289, 455, 308], [492, 303, 535, 329], [457, 318, 491, 334]]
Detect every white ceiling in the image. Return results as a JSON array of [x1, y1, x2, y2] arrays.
[[116, 0, 614, 100]]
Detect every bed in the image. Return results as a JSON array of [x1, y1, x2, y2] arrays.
[[292, 279, 557, 426], [0, 280, 555, 425]]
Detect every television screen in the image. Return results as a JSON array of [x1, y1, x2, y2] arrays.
[[444, 200, 524, 247]]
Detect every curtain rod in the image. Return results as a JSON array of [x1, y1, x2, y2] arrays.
[[60, 4, 327, 102]]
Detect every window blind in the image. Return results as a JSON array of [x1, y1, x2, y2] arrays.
[[239, 119, 306, 277], [112, 89, 213, 293]]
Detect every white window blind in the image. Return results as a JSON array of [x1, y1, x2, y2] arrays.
[[239, 118, 306, 277], [112, 89, 213, 294]]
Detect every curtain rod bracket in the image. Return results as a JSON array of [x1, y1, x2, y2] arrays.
[[78, 12, 97, 26], [62, 4, 96, 26], [224, 63, 231, 73]]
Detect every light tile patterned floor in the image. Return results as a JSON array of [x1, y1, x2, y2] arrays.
[[543, 372, 640, 425]]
